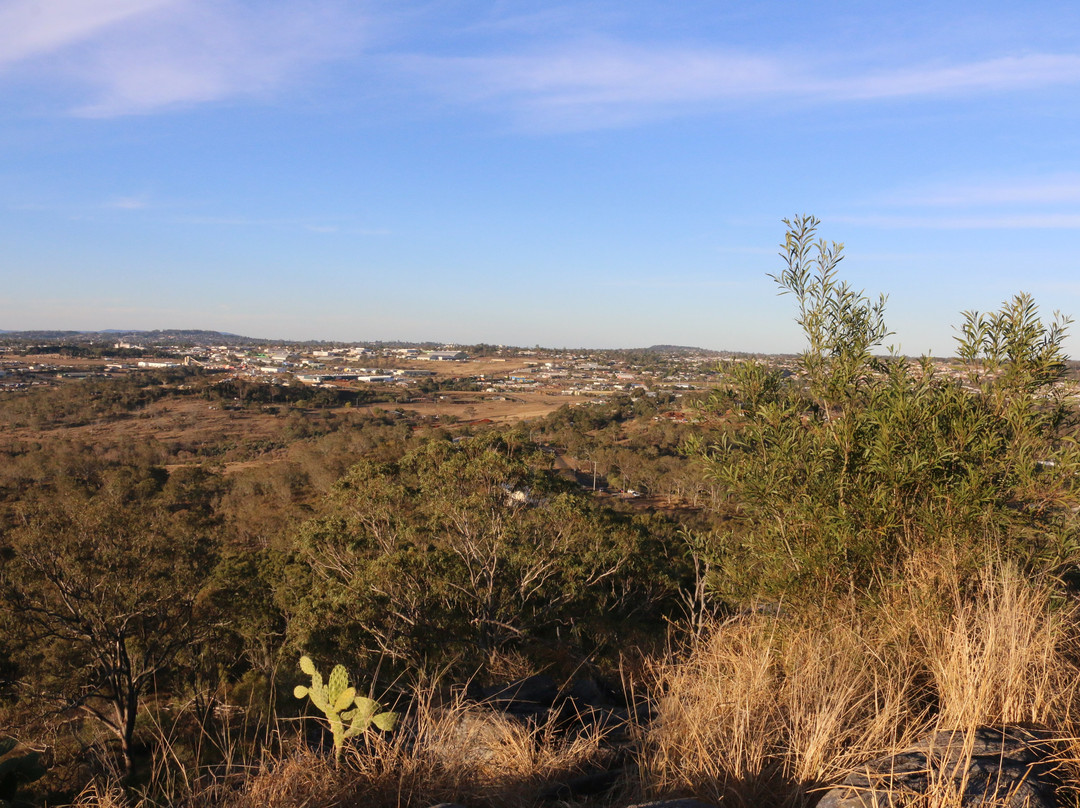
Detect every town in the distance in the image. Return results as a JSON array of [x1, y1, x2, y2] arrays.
[[7, 329, 1077, 424]]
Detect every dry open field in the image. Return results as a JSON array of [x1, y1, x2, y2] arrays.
[[0, 349, 587, 491], [0, 370, 573, 481], [355, 389, 569, 423], [0, 395, 286, 449], [394, 356, 542, 378]]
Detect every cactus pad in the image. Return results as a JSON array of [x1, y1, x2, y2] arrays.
[[294, 655, 398, 763]]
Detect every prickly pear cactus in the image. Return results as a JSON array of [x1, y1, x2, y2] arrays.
[[294, 655, 397, 763]]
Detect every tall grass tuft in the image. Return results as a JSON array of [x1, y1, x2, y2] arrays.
[[638, 558, 1080, 807], [223, 683, 616, 808], [60, 560, 1080, 808]]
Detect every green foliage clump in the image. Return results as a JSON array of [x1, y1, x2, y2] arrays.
[[695, 216, 1080, 604], [282, 434, 683, 672], [0, 471, 220, 775], [293, 656, 396, 763]]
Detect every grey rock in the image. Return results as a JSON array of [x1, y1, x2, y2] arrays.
[[554, 699, 632, 742], [540, 768, 625, 801], [426, 708, 520, 765], [817, 725, 1062, 808], [568, 676, 606, 705], [481, 674, 559, 716]]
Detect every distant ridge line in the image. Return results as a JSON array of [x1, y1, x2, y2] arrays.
[[0, 331, 745, 355], [0, 329, 259, 346]]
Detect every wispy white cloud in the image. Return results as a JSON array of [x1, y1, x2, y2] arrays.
[[396, 43, 1080, 130], [105, 195, 149, 209], [76, 1, 364, 116], [5, 4, 1080, 125], [172, 214, 389, 235], [832, 213, 1080, 229], [843, 173, 1080, 229], [395, 42, 790, 128], [5, 198, 387, 232], [817, 54, 1080, 100], [0, 0, 364, 116], [0, 0, 176, 66], [881, 175, 1080, 207]]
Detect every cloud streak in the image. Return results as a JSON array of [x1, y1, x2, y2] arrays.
[[105, 195, 149, 209], [882, 175, 1080, 207], [0, 0, 363, 116], [5, 5, 1080, 125], [844, 173, 1080, 230], [76, 1, 363, 116], [832, 213, 1080, 229], [819, 54, 1080, 100], [395, 43, 792, 128], [397, 43, 1080, 130], [0, 0, 176, 66], [172, 214, 389, 235]]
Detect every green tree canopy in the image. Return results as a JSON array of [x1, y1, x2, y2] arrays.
[[695, 216, 1080, 604], [281, 435, 682, 673], [0, 474, 219, 775]]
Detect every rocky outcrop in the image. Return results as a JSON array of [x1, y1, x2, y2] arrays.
[[427, 800, 718, 808], [455, 673, 648, 803], [469, 673, 649, 743], [817, 725, 1062, 808], [430, 683, 1066, 808]]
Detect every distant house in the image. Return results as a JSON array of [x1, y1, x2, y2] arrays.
[[393, 369, 435, 377]]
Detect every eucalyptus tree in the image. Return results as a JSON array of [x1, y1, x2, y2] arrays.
[[0, 473, 219, 776]]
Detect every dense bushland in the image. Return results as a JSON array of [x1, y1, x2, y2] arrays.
[[690, 216, 1079, 605], [1, 217, 1080, 807], [0, 392, 693, 802], [282, 435, 682, 671]]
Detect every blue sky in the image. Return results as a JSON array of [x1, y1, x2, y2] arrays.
[[3, 0, 1080, 355]]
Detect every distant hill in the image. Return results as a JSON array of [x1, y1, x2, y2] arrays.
[[0, 329, 266, 347], [642, 344, 722, 355], [0, 332, 751, 356]]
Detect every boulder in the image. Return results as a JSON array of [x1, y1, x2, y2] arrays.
[[539, 768, 625, 801], [426, 708, 523, 765], [817, 725, 1062, 808], [479, 674, 559, 718]]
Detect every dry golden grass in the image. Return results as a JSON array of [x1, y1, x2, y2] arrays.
[[64, 557, 1080, 808], [71, 783, 131, 808], [639, 610, 916, 806], [220, 686, 617, 808], [636, 557, 1080, 807]]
